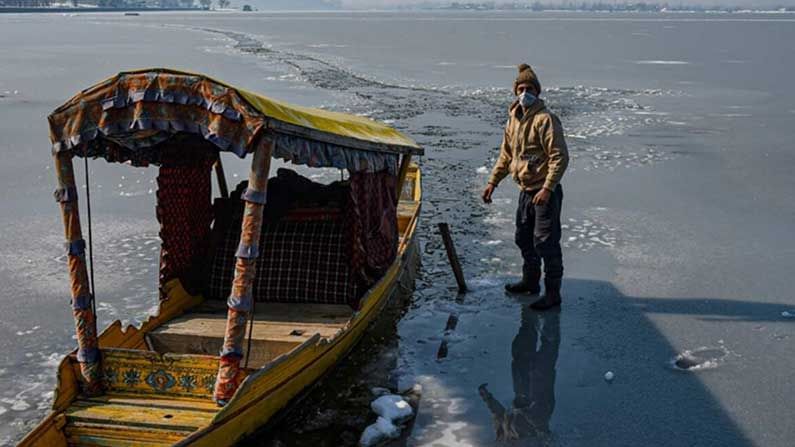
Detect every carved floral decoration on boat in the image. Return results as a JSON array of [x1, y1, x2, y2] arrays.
[[146, 369, 177, 392], [123, 369, 141, 386], [179, 374, 197, 391], [102, 364, 217, 397]]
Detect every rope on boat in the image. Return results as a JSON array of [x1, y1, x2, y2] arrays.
[[83, 151, 97, 318]]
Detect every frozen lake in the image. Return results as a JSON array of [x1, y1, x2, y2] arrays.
[[0, 10, 793, 446]]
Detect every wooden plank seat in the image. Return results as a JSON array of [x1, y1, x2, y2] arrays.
[[64, 395, 217, 447], [147, 303, 353, 368], [63, 349, 225, 446]]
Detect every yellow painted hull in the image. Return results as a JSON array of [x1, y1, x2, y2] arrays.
[[20, 165, 421, 447]]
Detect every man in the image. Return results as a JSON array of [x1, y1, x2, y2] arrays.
[[482, 64, 569, 311]]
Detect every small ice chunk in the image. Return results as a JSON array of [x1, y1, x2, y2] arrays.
[[481, 240, 502, 246], [782, 311, 794, 318], [371, 394, 413, 424], [11, 400, 30, 411], [41, 353, 62, 368], [476, 166, 489, 174], [604, 371, 614, 382], [359, 416, 400, 446]]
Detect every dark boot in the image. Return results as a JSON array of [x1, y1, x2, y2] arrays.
[[505, 266, 541, 294], [530, 278, 562, 311]]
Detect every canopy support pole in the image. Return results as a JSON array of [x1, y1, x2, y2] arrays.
[[214, 157, 229, 199], [213, 141, 272, 405], [54, 153, 102, 395], [396, 154, 412, 201]]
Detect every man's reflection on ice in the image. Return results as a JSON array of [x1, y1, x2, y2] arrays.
[[478, 307, 561, 443]]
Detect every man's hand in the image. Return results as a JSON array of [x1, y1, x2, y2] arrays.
[[482, 184, 496, 204], [532, 188, 552, 206]]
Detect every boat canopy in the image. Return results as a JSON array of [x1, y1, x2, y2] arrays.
[[47, 68, 423, 173]]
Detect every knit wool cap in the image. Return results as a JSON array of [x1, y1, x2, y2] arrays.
[[513, 63, 541, 96]]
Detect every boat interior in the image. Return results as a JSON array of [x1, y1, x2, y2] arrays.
[[139, 159, 421, 368], [148, 301, 353, 368]]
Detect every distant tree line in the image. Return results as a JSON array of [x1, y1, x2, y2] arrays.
[[0, 0, 215, 8], [0, 0, 53, 5], [445, 1, 795, 11]]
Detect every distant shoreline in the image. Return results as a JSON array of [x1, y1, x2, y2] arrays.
[[2, 6, 793, 14], [0, 7, 206, 13]]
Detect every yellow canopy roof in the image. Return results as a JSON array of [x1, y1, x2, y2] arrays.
[[48, 68, 422, 164]]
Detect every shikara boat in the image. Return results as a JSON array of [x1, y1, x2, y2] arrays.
[[20, 68, 423, 446]]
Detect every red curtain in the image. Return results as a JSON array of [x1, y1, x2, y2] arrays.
[[156, 146, 215, 297], [346, 170, 398, 306]]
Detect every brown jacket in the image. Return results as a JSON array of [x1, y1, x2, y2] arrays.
[[488, 99, 569, 192]]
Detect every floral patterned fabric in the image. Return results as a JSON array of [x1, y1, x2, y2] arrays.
[[48, 69, 407, 173], [156, 143, 216, 297], [49, 71, 265, 162]]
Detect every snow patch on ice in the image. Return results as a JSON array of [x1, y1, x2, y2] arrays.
[[483, 215, 510, 225], [478, 240, 503, 246], [446, 397, 468, 415], [635, 60, 690, 65], [359, 416, 400, 446], [671, 346, 729, 371], [360, 394, 415, 446], [468, 277, 502, 288], [1, 398, 30, 412], [307, 43, 349, 48], [371, 395, 413, 424], [41, 353, 62, 368], [562, 214, 620, 251]]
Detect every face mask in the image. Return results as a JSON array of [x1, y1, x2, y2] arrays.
[[518, 91, 537, 108]]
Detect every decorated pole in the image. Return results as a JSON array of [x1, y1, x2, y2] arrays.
[[54, 153, 102, 395], [213, 141, 272, 405]]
